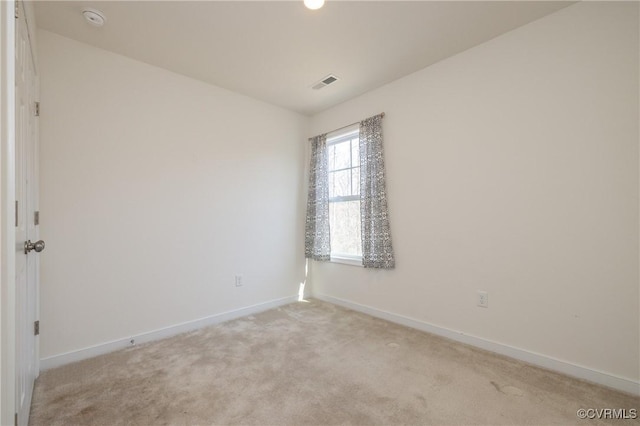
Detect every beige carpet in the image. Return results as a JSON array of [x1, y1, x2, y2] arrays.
[[30, 300, 638, 425]]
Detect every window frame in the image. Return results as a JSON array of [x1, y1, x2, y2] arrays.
[[326, 125, 363, 266]]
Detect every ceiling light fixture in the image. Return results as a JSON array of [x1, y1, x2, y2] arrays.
[[82, 8, 106, 27], [304, 0, 325, 10]]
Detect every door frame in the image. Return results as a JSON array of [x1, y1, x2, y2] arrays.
[[0, 1, 18, 425]]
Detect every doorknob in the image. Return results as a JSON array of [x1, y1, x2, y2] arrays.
[[24, 240, 45, 254]]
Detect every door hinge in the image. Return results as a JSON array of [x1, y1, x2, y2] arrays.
[[35, 102, 40, 117], [14, 413, 17, 426], [34, 211, 39, 225], [14, 1, 18, 19], [34, 320, 39, 336], [15, 201, 18, 227]]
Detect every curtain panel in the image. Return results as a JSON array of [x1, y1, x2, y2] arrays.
[[360, 114, 395, 269], [304, 134, 331, 261]]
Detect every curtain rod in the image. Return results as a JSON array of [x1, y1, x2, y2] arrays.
[[309, 112, 385, 141]]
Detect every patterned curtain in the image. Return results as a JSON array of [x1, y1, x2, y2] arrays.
[[304, 134, 331, 261], [360, 114, 395, 268]]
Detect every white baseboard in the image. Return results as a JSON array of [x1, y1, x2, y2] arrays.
[[40, 295, 298, 371], [313, 293, 640, 396]]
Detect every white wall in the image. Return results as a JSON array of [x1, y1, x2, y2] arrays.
[[309, 2, 639, 386], [38, 30, 308, 359]]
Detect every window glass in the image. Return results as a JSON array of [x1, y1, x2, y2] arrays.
[[327, 131, 361, 259], [329, 200, 362, 257]]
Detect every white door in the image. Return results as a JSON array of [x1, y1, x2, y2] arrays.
[[15, 1, 40, 424]]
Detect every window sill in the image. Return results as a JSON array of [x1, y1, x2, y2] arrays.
[[330, 256, 363, 267]]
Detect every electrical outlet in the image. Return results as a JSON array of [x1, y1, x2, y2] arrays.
[[235, 275, 243, 287], [477, 291, 488, 308]]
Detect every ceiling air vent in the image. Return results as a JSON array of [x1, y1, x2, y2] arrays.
[[311, 74, 339, 90]]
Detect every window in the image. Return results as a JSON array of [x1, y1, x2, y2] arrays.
[[305, 113, 394, 269], [327, 126, 361, 262]]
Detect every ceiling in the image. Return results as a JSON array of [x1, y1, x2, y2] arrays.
[[34, 1, 572, 116]]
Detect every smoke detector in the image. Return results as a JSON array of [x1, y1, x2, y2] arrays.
[[82, 8, 106, 27], [311, 74, 339, 90]]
